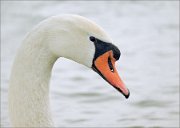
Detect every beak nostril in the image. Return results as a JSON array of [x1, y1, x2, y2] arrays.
[[108, 57, 114, 72]]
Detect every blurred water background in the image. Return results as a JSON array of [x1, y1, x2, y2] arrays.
[[1, 1, 179, 127]]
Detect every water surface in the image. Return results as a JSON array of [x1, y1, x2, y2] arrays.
[[1, 1, 179, 127]]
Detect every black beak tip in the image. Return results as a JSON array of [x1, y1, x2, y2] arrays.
[[124, 92, 130, 99], [124, 89, 130, 99], [113, 86, 130, 99]]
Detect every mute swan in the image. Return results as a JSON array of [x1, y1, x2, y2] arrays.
[[9, 14, 130, 127]]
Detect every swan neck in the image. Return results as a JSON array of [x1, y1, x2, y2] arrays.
[[9, 41, 57, 127]]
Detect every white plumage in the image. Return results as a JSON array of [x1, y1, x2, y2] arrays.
[[8, 14, 112, 127]]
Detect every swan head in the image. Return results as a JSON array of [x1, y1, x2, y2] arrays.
[[47, 15, 130, 98]]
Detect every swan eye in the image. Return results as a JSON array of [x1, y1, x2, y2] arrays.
[[108, 57, 114, 72], [89, 36, 96, 42]]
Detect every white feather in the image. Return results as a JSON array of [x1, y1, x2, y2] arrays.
[[8, 14, 112, 127]]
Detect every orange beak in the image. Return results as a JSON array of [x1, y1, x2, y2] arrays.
[[92, 51, 130, 99]]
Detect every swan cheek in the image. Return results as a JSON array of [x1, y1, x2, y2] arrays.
[[92, 51, 130, 99]]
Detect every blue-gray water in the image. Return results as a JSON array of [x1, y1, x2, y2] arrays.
[[1, 1, 179, 127]]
